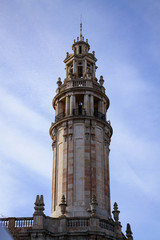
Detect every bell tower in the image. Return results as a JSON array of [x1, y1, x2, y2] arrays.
[[0, 25, 134, 240], [49, 26, 113, 220]]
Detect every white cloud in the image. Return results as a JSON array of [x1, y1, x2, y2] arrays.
[[0, 87, 52, 178], [110, 118, 160, 201], [0, 118, 52, 177], [0, 87, 50, 133]]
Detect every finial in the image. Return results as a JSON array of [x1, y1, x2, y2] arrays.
[[80, 14, 83, 41], [126, 223, 133, 240], [112, 202, 120, 222], [57, 77, 62, 87], [99, 75, 104, 86], [34, 195, 45, 215]]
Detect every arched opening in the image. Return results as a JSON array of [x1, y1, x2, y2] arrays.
[[78, 66, 83, 78], [79, 45, 82, 54]]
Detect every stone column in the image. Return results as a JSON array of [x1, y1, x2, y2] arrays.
[[84, 94, 89, 115], [55, 101, 58, 116], [101, 101, 105, 114], [57, 101, 60, 115], [90, 95, 94, 116], [73, 59, 76, 75], [65, 96, 70, 116], [73, 94, 75, 109], [92, 64, 95, 78], [84, 59, 87, 76], [70, 95, 73, 115], [104, 102, 106, 114], [66, 65, 68, 78], [59, 101, 63, 114], [98, 100, 102, 113], [70, 94, 75, 115]]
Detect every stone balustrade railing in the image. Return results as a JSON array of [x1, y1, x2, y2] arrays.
[[68, 218, 89, 228], [99, 219, 114, 231], [0, 217, 115, 234], [0, 217, 33, 229], [0, 218, 9, 228], [58, 79, 104, 93], [55, 109, 107, 122], [15, 218, 33, 228]]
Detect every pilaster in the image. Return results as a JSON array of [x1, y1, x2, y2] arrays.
[[84, 120, 91, 205], [67, 120, 74, 206], [65, 95, 70, 116], [91, 120, 96, 196]]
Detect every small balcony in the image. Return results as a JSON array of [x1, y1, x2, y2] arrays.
[[54, 110, 106, 122]]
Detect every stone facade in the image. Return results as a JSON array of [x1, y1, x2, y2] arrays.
[[0, 30, 133, 240]]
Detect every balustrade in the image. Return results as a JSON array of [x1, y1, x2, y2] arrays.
[[0, 217, 33, 229], [15, 218, 33, 228], [58, 79, 103, 93], [68, 218, 89, 228], [99, 220, 114, 231], [0, 218, 9, 228]]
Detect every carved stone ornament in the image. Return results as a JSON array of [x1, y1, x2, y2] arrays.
[[34, 195, 45, 216], [99, 75, 104, 86], [57, 77, 62, 87], [89, 195, 98, 216], [126, 223, 133, 240], [112, 202, 120, 222], [68, 66, 74, 79], [59, 195, 67, 215]]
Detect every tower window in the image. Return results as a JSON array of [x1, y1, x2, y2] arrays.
[[78, 66, 83, 78], [79, 46, 82, 54]]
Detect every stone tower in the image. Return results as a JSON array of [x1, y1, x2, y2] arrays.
[[0, 27, 134, 240], [49, 30, 113, 220]]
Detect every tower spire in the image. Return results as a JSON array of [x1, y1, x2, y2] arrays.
[[80, 15, 82, 40]]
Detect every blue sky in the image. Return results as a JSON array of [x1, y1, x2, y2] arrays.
[[0, 0, 160, 239]]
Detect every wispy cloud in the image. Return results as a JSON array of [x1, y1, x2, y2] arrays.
[[0, 87, 52, 177]]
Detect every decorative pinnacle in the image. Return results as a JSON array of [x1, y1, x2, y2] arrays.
[[34, 195, 45, 215], [126, 223, 133, 240], [99, 75, 104, 86], [112, 202, 120, 222], [57, 77, 62, 87]]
